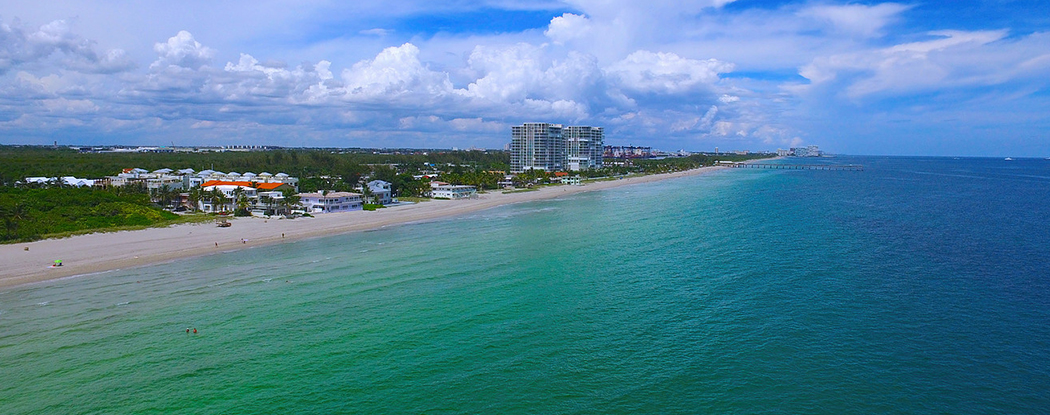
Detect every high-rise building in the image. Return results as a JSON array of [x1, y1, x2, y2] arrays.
[[510, 123, 603, 173], [564, 126, 604, 171], [511, 123, 564, 173]]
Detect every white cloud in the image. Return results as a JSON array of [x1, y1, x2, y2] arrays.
[[360, 28, 392, 37], [700, 105, 718, 128], [544, 13, 592, 45], [719, 94, 739, 103], [798, 3, 910, 38], [341, 43, 453, 100], [2, 1, 1046, 154], [151, 31, 215, 70], [797, 30, 1024, 98], [398, 115, 505, 132], [607, 50, 733, 94], [222, 54, 336, 103], [42, 98, 99, 114], [0, 18, 134, 74], [460, 43, 549, 102]]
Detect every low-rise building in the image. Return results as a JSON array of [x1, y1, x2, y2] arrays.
[[430, 182, 477, 199], [298, 191, 363, 213], [23, 176, 96, 187], [199, 181, 294, 193], [199, 184, 258, 213], [366, 180, 393, 204], [560, 176, 581, 186]]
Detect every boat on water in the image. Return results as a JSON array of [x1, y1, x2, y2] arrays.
[[1005, 157, 1014, 161]]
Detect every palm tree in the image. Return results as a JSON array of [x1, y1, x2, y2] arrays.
[[156, 185, 175, 209], [235, 190, 251, 215], [1, 203, 27, 241], [280, 188, 301, 215], [357, 184, 369, 203], [188, 186, 203, 212], [211, 188, 229, 213]]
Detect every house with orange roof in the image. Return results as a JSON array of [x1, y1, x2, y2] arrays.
[[199, 180, 295, 192], [197, 181, 297, 213]]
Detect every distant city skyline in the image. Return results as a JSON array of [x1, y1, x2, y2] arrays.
[[1, 1, 1048, 156]]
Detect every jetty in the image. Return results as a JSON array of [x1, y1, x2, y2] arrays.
[[728, 163, 864, 171]]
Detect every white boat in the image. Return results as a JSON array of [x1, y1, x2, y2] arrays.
[[1005, 157, 1014, 161]]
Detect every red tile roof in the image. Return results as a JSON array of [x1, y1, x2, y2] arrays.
[[200, 180, 291, 190]]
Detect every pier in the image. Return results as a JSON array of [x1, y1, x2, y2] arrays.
[[728, 163, 864, 171]]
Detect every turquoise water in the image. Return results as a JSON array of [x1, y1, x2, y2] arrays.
[[2, 156, 1049, 413]]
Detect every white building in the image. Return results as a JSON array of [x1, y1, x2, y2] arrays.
[[198, 184, 258, 212], [511, 123, 603, 172], [560, 176, 581, 186], [298, 191, 363, 213], [511, 123, 565, 173], [23, 176, 96, 187], [103, 168, 299, 192], [564, 126, 604, 171], [430, 182, 477, 199], [366, 180, 393, 205]]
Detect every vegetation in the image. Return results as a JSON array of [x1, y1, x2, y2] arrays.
[[0, 145, 507, 193], [0, 185, 185, 243]]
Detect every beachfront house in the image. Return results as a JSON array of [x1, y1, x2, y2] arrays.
[[430, 181, 477, 199], [298, 191, 363, 213], [366, 180, 393, 205], [255, 191, 287, 216], [199, 183, 257, 213], [198, 180, 296, 213]]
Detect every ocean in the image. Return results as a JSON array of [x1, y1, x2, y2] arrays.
[[2, 156, 1049, 414]]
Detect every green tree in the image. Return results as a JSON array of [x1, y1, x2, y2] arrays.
[[210, 188, 229, 213], [234, 187, 251, 216], [0, 202, 28, 240], [187, 186, 203, 212], [280, 188, 301, 213]]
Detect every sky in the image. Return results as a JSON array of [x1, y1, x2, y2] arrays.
[[1, 0, 1048, 156]]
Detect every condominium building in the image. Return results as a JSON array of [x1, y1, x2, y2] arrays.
[[298, 192, 363, 213], [511, 123, 565, 173], [564, 126, 604, 171], [429, 182, 477, 199], [510, 123, 603, 173]]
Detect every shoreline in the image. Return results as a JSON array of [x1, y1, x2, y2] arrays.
[[0, 165, 729, 289]]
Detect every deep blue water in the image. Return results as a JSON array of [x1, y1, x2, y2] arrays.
[[1, 156, 1048, 414]]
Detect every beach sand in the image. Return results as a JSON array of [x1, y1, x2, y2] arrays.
[[0, 166, 727, 289]]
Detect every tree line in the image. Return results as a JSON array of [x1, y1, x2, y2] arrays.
[[0, 185, 179, 243]]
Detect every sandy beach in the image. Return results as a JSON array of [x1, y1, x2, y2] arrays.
[[0, 166, 727, 289]]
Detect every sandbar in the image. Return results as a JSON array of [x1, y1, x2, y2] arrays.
[[0, 166, 727, 289]]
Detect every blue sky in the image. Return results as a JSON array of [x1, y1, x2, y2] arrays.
[[1, 0, 1048, 156]]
